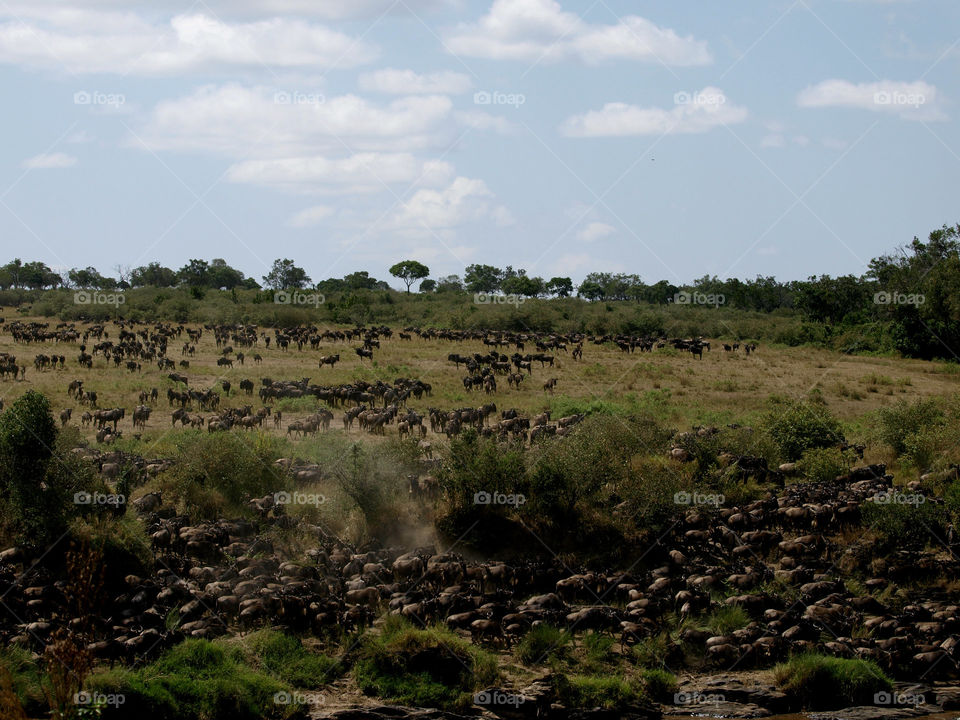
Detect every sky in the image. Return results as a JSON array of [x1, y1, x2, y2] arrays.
[[0, 0, 957, 290]]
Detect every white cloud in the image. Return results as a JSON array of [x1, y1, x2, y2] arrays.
[[760, 133, 784, 148], [287, 205, 335, 227], [796, 79, 943, 119], [21, 152, 76, 169], [3, 0, 453, 23], [227, 153, 446, 194], [578, 222, 616, 243], [393, 176, 511, 234], [445, 0, 710, 65], [560, 87, 746, 137], [0, 11, 376, 75], [359, 68, 472, 95], [137, 85, 454, 157]]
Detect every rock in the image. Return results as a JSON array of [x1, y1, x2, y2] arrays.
[[674, 675, 791, 713]]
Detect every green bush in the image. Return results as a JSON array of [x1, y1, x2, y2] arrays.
[[353, 617, 499, 710], [0, 391, 73, 546], [774, 654, 891, 709], [641, 669, 677, 702], [763, 400, 845, 461], [861, 496, 947, 551], [515, 624, 571, 666], [87, 638, 297, 720], [797, 447, 851, 483], [240, 630, 340, 688], [555, 674, 643, 711], [876, 398, 945, 457], [165, 432, 287, 519]]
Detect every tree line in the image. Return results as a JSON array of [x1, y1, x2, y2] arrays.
[[1, 223, 958, 359]]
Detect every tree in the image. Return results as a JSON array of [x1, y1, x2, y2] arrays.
[[547, 277, 573, 297], [419, 279, 437, 293], [21, 261, 60, 289], [389, 260, 430, 294], [263, 259, 311, 290], [0, 391, 66, 545], [130, 262, 177, 287], [67, 267, 115, 289], [436, 275, 464, 293], [464, 264, 503, 293], [177, 259, 210, 288], [208, 258, 245, 290], [2, 259, 23, 288], [342, 271, 384, 290]]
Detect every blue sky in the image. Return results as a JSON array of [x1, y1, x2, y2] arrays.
[[0, 0, 957, 289]]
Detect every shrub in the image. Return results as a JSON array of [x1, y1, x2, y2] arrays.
[[240, 630, 340, 688], [875, 398, 945, 457], [861, 497, 947, 551], [797, 447, 851, 483], [86, 638, 297, 720], [763, 400, 845, 461], [774, 654, 891, 709], [555, 674, 643, 711], [353, 618, 499, 710], [0, 391, 72, 545], [515, 624, 571, 666], [165, 432, 286, 519], [706, 605, 750, 635], [641, 669, 677, 702]]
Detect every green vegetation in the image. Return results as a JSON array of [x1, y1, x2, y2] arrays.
[[353, 617, 499, 710], [764, 399, 846, 461], [555, 673, 643, 711], [774, 654, 892, 709], [515, 624, 571, 665], [86, 638, 299, 720]]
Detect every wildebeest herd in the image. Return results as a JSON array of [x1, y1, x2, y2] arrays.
[[0, 318, 742, 446]]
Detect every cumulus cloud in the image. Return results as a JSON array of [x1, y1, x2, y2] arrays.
[[358, 68, 472, 95], [796, 79, 943, 119], [0, 10, 376, 75], [392, 177, 511, 234], [578, 222, 616, 243], [445, 0, 711, 65], [137, 85, 454, 158], [21, 152, 76, 169], [560, 87, 746, 137], [227, 153, 447, 194]]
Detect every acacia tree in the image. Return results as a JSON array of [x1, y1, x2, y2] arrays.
[[389, 260, 430, 293], [263, 259, 311, 290]]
